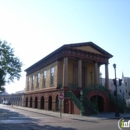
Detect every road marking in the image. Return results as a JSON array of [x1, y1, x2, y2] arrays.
[[0, 120, 33, 124], [0, 118, 76, 124], [10, 117, 53, 119]]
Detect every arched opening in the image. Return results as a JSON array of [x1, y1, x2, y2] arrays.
[[56, 95, 59, 111], [90, 95, 104, 112], [30, 97, 32, 107], [98, 96, 104, 112], [48, 96, 52, 110], [26, 97, 28, 107], [40, 96, 44, 109], [35, 97, 38, 108]]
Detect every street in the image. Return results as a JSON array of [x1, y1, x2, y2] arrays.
[[0, 104, 126, 130]]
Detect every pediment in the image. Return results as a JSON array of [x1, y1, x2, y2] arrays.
[[74, 46, 102, 55]]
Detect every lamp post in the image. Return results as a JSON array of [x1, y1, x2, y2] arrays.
[[80, 90, 83, 105], [113, 63, 120, 117], [80, 90, 83, 116], [122, 91, 125, 109]]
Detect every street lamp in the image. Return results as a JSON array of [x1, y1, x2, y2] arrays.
[[80, 90, 83, 116], [113, 63, 120, 117], [80, 90, 83, 105], [122, 91, 125, 109]]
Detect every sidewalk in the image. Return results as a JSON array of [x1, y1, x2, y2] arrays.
[[12, 106, 130, 120]]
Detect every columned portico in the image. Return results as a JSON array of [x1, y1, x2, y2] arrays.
[[105, 63, 109, 90], [78, 59, 82, 88], [63, 57, 68, 87], [24, 42, 113, 115]]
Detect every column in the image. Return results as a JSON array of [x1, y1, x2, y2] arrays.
[[94, 62, 98, 84], [52, 100, 56, 111], [78, 60, 82, 88], [68, 100, 72, 114], [44, 97, 48, 110], [33, 100, 35, 108], [38, 100, 41, 109], [63, 57, 68, 87], [98, 65, 100, 84], [105, 63, 109, 90]]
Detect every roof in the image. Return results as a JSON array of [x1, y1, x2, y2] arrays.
[[25, 42, 113, 73], [0, 91, 9, 95]]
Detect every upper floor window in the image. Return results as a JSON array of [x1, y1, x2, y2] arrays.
[[125, 82, 127, 86], [27, 77, 30, 90], [38, 73, 40, 84], [43, 71, 46, 87], [50, 67, 54, 85], [32, 75, 35, 89]]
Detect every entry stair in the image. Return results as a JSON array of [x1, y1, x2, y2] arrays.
[[65, 91, 98, 115], [83, 84, 127, 113], [65, 84, 127, 115]]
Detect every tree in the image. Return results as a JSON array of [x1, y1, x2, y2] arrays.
[[0, 40, 22, 91]]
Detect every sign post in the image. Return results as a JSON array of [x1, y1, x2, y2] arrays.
[[58, 93, 64, 117]]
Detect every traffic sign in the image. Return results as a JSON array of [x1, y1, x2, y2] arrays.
[[58, 93, 64, 100]]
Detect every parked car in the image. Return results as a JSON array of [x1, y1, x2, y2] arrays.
[[5, 100, 11, 105], [2, 100, 6, 104]]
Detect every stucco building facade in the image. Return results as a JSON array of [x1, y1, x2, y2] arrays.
[[24, 42, 126, 115]]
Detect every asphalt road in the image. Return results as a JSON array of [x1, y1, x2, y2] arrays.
[[0, 104, 124, 130]]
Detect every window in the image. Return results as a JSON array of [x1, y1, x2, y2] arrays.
[[125, 82, 127, 86], [43, 71, 46, 87], [126, 89, 127, 93], [37, 73, 40, 87], [27, 77, 30, 91], [32, 75, 35, 90], [50, 67, 54, 85]]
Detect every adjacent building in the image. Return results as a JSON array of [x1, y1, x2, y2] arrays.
[[102, 76, 130, 99], [0, 90, 24, 106]]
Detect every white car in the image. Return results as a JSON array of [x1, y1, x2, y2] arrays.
[[2, 100, 6, 104]]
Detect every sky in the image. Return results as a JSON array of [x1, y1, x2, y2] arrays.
[[0, 0, 130, 94]]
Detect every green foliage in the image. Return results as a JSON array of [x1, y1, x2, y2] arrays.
[[0, 40, 22, 91]]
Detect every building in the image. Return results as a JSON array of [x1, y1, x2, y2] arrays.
[[0, 91, 24, 106], [102, 76, 130, 99], [0, 91, 9, 103], [24, 42, 126, 115]]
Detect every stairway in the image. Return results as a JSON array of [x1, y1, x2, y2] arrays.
[[65, 91, 98, 115], [83, 84, 127, 113], [65, 91, 85, 115], [83, 94, 98, 114]]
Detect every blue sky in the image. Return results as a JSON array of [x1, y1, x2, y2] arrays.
[[0, 0, 130, 93]]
